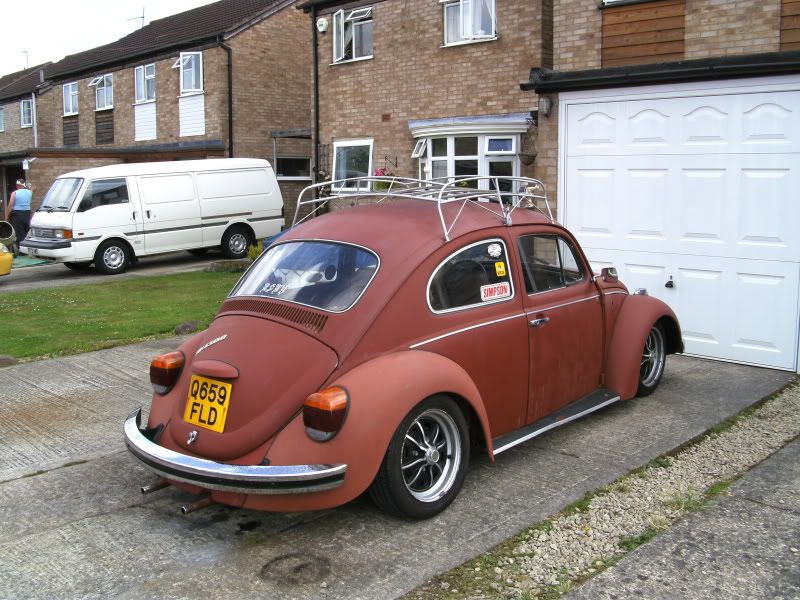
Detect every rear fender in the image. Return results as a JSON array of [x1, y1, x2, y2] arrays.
[[258, 350, 493, 511], [606, 295, 683, 400]]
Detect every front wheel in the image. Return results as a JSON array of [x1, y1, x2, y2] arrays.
[[94, 240, 131, 275], [369, 395, 469, 519], [637, 323, 666, 396], [221, 226, 252, 259]]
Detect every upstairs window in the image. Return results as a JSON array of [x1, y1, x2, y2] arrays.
[[172, 52, 203, 94], [0, 107, 4, 132], [63, 82, 79, 116], [20, 99, 33, 127], [333, 7, 373, 63], [443, 0, 496, 46], [88, 74, 113, 110], [135, 64, 156, 103]]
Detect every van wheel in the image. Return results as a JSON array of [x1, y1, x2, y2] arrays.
[[221, 226, 252, 259], [94, 240, 131, 275], [369, 395, 469, 519]]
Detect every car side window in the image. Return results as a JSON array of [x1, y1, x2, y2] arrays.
[[77, 178, 129, 212], [428, 239, 514, 312], [517, 234, 585, 294]]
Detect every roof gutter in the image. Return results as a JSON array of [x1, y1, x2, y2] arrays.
[[522, 51, 800, 94], [219, 39, 234, 158]]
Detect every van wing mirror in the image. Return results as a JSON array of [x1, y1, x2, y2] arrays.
[[600, 267, 618, 283]]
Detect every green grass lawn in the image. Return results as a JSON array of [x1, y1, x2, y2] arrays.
[[1, 271, 241, 359]]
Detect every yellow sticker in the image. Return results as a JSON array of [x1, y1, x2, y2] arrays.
[[495, 261, 507, 277]]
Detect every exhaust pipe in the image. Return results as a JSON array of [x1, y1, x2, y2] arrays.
[[180, 496, 215, 515], [140, 479, 169, 495]]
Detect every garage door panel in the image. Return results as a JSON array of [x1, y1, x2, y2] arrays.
[[627, 169, 669, 240], [739, 168, 795, 256], [680, 168, 726, 247], [738, 92, 799, 149], [568, 168, 617, 240]]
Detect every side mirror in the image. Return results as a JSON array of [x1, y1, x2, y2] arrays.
[[600, 267, 618, 283]]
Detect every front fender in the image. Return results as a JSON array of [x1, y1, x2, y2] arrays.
[[246, 350, 492, 512], [606, 295, 682, 400]]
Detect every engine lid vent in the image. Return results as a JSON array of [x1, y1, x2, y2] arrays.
[[218, 298, 328, 333]]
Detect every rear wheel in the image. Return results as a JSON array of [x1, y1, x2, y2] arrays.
[[221, 226, 252, 259], [369, 395, 469, 519], [94, 240, 131, 275], [637, 323, 666, 396]]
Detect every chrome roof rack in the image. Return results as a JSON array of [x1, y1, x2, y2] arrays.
[[293, 176, 551, 242]]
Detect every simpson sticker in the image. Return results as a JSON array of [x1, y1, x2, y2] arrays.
[[480, 281, 511, 301], [487, 243, 502, 258], [495, 261, 507, 277]]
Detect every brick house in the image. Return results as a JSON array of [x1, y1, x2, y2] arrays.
[[297, 0, 551, 193], [12, 0, 311, 216], [0, 63, 50, 213], [522, 0, 800, 372]]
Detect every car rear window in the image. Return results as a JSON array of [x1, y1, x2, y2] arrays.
[[230, 241, 379, 313]]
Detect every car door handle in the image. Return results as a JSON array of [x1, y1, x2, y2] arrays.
[[146, 210, 152, 219], [529, 316, 550, 328], [132, 211, 136, 220]]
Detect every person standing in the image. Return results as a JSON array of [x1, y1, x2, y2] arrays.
[[5, 179, 33, 256]]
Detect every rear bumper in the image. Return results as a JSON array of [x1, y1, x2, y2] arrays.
[[123, 409, 347, 495]]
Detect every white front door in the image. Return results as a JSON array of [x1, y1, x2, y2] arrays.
[[560, 76, 800, 371]]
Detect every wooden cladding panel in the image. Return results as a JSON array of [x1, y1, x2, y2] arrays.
[[783, 0, 800, 50], [602, 0, 685, 67], [95, 111, 114, 145], [62, 116, 79, 147]]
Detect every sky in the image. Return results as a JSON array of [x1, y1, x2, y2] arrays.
[[0, 0, 220, 78]]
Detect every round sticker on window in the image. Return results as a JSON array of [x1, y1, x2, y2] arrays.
[[487, 243, 502, 258]]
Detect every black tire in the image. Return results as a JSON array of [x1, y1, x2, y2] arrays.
[[64, 261, 91, 271], [93, 240, 131, 275], [221, 226, 253, 259], [637, 323, 666, 397], [187, 248, 209, 257], [369, 395, 469, 519]]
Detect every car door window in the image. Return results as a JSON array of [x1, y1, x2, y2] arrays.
[[518, 234, 585, 294], [77, 178, 129, 212], [428, 239, 514, 312]]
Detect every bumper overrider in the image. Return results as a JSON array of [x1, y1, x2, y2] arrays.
[[124, 409, 347, 495]]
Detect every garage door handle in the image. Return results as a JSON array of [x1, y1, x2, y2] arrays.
[[529, 317, 550, 328]]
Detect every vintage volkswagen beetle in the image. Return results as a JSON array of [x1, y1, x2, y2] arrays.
[[124, 177, 682, 519]]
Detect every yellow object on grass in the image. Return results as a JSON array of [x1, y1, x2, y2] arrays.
[[0, 243, 11, 277]]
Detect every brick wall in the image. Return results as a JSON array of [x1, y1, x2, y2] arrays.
[[553, 0, 602, 71], [316, 0, 541, 181], [25, 156, 124, 211], [685, 0, 781, 58], [0, 98, 36, 152]]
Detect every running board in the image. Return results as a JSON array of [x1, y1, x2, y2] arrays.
[[492, 389, 620, 455]]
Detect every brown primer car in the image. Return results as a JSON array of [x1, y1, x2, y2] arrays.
[[124, 177, 683, 519]]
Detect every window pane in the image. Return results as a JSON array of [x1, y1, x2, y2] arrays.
[[455, 159, 478, 178], [431, 160, 447, 180], [488, 138, 513, 152], [354, 20, 373, 57], [135, 68, 144, 102], [558, 238, 584, 285], [431, 138, 447, 157], [445, 2, 462, 44], [429, 240, 513, 311], [489, 161, 513, 192], [145, 64, 155, 77], [454, 136, 478, 156], [334, 144, 371, 183], [517, 235, 563, 294], [276, 157, 310, 178], [77, 178, 129, 212], [146, 77, 155, 100], [477, 0, 494, 36]]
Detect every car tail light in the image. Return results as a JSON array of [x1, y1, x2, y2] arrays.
[[303, 386, 349, 441], [150, 351, 185, 395]]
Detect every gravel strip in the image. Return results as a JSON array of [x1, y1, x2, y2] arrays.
[[409, 380, 800, 599]]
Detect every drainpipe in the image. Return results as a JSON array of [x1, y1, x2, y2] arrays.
[[31, 92, 38, 148], [311, 4, 320, 186], [220, 40, 234, 158]]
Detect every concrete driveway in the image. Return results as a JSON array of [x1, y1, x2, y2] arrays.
[[0, 340, 791, 599]]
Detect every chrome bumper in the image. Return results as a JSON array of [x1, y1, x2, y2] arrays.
[[123, 409, 346, 495]]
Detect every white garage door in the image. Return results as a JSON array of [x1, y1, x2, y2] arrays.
[[560, 75, 800, 371]]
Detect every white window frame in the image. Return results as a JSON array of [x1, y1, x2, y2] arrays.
[[172, 52, 203, 95], [0, 107, 5, 132], [135, 64, 156, 103], [484, 136, 515, 155], [63, 82, 79, 116], [441, 0, 497, 47], [275, 156, 312, 181], [88, 74, 114, 111], [332, 7, 374, 64], [417, 134, 520, 185], [411, 139, 427, 159], [20, 99, 33, 127], [332, 138, 374, 191]]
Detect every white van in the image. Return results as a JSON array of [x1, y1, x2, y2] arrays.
[[21, 158, 283, 274]]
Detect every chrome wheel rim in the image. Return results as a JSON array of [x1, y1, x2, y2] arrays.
[[102, 245, 125, 270], [640, 326, 665, 387], [401, 408, 461, 503], [228, 233, 248, 255]]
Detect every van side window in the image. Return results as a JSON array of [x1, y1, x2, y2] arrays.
[[428, 239, 514, 312], [517, 234, 585, 294], [77, 178, 129, 212]]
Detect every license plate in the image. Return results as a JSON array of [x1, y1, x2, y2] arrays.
[[30, 248, 39, 256], [184, 375, 232, 433]]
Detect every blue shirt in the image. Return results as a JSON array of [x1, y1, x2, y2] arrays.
[[13, 188, 32, 211]]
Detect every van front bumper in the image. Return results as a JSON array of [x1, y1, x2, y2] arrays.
[[20, 239, 72, 250], [124, 409, 347, 495]]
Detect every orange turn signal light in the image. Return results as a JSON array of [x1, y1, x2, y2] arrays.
[[303, 386, 349, 442], [150, 351, 185, 395], [63, 230, 73, 239]]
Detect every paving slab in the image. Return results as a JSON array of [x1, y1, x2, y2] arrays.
[[566, 438, 800, 600], [0, 346, 792, 599]]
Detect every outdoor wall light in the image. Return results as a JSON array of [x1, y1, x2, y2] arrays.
[[316, 17, 329, 33], [537, 95, 552, 118]]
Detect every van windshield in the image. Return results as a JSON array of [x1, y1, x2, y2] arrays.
[[230, 241, 379, 313], [39, 178, 83, 211]]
